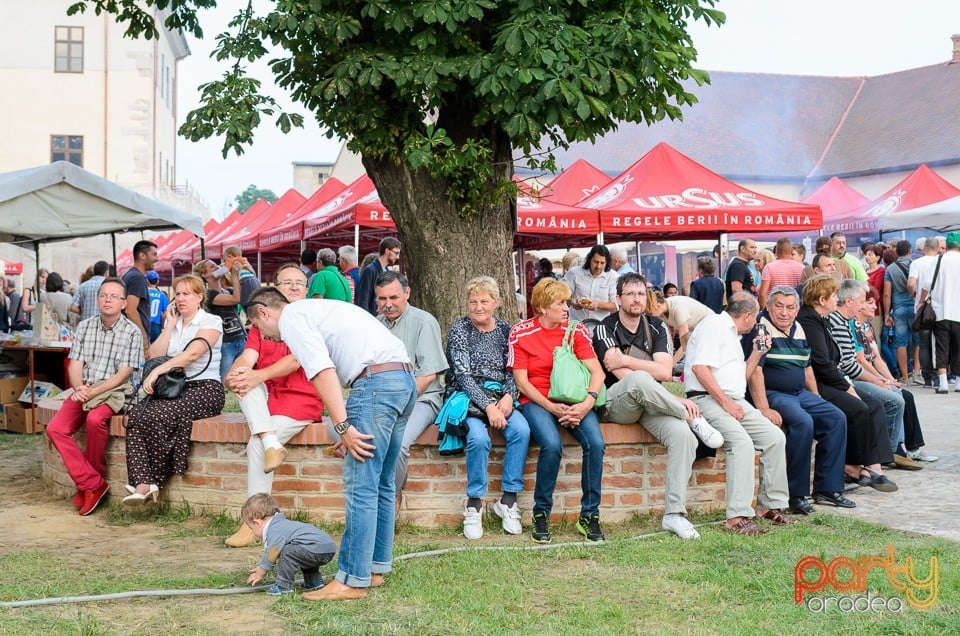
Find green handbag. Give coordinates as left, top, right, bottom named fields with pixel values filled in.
left=547, top=321, right=606, bottom=407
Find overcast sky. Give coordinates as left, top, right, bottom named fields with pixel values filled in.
left=174, top=0, right=960, bottom=219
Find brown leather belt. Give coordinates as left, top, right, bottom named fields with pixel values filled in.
left=351, top=361, right=413, bottom=387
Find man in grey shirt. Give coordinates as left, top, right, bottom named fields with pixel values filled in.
left=374, top=271, right=448, bottom=508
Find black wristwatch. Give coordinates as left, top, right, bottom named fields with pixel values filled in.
left=334, top=419, right=351, bottom=435
left=586, top=391, right=599, bottom=401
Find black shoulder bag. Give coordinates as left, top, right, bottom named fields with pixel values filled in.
left=911, top=255, right=942, bottom=332
left=141, top=337, right=213, bottom=399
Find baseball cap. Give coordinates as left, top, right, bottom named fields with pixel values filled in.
left=145, top=271, right=160, bottom=283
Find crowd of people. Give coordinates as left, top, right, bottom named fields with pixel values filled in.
left=32, top=228, right=957, bottom=599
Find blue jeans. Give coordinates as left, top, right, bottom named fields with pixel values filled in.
left=521, top=402, right=604, bottom=517
left=465, top=412, right=530, bottom=498
left=337, top=370, right=416, bottom=588
left=765, top=388, right=846, bottom=496
left=853, top=380, right=905, bottom=455
left=219, top=336, right=247, bottom=379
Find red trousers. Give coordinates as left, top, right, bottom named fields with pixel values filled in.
left=45, top=398, right=115, bottom=492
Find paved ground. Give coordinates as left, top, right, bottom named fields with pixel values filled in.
left=827, top=384, right=960, bottom=542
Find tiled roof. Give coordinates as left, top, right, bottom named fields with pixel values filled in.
left=813, top=62, right=960, bottom=177
left=537, top=61, right=960, bottom=183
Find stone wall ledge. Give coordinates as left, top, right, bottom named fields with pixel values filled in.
left=38, top=405, right=729, bottom=528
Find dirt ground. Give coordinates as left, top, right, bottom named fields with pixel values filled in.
left=0, top=436, right=288, bottom=635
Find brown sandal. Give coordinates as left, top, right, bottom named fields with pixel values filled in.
left=759, top=509, right=793, bottom=525
left=725, top=517, right=768, bottom=535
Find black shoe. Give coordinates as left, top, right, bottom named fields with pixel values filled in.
left=576, top=514, right=605, bottom=542
left=531, top=512, right=551, bottom=544
left=862, top=469, right=898, bottom=493
left=812, top=491, right=857, bottom=508
left=788, top=496, right=815, bottom=515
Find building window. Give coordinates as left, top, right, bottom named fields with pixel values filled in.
left=54, top=26, right=83, bottom=73
left=51, top=135, right=83, bottom=166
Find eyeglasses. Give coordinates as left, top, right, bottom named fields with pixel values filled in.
left=276, top=280, right=307, bottom=288
left=389, top=249, right=401, bottom=256
left=97, top=293, right=124, bottom=301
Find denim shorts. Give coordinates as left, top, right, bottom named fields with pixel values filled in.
left=891, top=304, right=918, bottom=348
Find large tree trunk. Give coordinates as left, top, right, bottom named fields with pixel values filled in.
left=362, top=137, right=519, bottom=334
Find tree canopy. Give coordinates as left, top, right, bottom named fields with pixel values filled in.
left=234, top=184, right=278, bottom=212
left=68, top=0, right=724, bottom=329
left=70, top=0, right=722, bottom=211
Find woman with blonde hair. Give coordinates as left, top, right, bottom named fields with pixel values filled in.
left=123, top=274, right=225, bottom=504
left=509, top=278, right=606, bottom=544
left=444, top=276, right=530, bottom=540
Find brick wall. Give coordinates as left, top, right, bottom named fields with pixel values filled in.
left=39, top=406, right=729, bottom=527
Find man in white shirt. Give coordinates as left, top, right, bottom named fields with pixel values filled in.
left=245, top=288, right=416, bottom=601
left=684, top=292, right=790, bottom=536
left=929, top=233, right=960, bottom=393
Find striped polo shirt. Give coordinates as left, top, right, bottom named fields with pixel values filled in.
left=757, top=314, right=810, bottom=393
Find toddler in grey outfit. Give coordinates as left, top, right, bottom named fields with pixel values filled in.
left=243, top=493, right=337, bottom=595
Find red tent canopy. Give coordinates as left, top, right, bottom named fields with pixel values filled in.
left=212, top=189, right=308, bottom=253
left=581, top=143, right=822, bottom=239
left=302, top=175, right=380, bottom=240
left=540, top=159, right=611, bottom=205
left=516, top=195, right=600, bottom=249
left=801, top=177, right=870, bottom=218
left=257, top=177, right=348, bottom=252
left=200, top=199, right=274, bottom=260
left=825, top=164, right=960, bottom=235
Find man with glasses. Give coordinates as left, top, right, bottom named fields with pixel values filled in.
left=243, top=284, right=416, bottom=601
left=592, top=273, right=723, bottom=540
left=46, top=278, right=143, bottom=516
left=222, top=264, right=324, bottom=547
left=355, top=237, right=401, bottom=316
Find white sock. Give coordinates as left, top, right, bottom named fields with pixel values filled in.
left=939, top=373, right=949, bottom=390
left=261, top=433, right=282, bottom=450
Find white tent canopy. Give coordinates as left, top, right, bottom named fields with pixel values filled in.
left=0, top=161, right=204, bottom=244
left=879, top=196, right=960, bottom=233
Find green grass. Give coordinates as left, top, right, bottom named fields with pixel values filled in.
left=1, top=511, right=957, bottom=635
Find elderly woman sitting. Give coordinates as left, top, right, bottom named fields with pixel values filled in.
left=123, top=274, right=225, bottom=504
left=509, top=278, right=606, bottom=544
left=795, top=275, right=896, bottom=493
left=443, top=276, right=530, bottom=540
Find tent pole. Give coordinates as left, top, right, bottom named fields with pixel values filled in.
left=354, top=224, right=360, bottom=255
left=200, top=237, right=206, bottom=260
left=257, top=252, right=262, bottom=281
left=111, top=233, right=117, bottom=273
left=517, top=246, right=526, bottom=318
left=597, top=231, right=604, bottom=245
left=33, top=241, right=40, bottom=293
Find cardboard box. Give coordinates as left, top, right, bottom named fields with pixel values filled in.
left=17, top=381, right=61, bottom=405
left=0, top=375, right=29, bottom=404
left=4, top=403, right=39, bottom=434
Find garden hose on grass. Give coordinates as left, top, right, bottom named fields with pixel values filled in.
left=0, top=521, right=724, bottom=609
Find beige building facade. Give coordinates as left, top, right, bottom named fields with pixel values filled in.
left=0, top=0, right=203, bottom=285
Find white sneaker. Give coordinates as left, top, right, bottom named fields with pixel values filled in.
left=463, top=506, right=483, bottom=540
left=689, top=416, right=723, bottom=449
left=662, top=513, right=701, bottom=540
left=492, top=499, right=523, bottom=535
left=907, top=449, right=939, bottom=462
